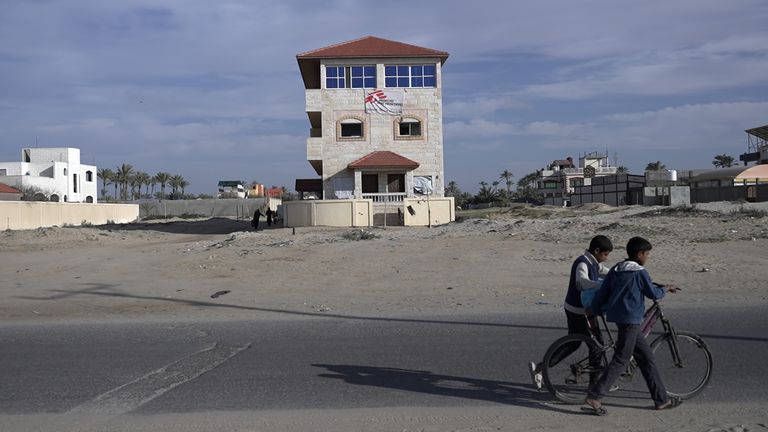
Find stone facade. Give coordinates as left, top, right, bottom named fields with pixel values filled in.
left=303, top=58, right=446, bottom=200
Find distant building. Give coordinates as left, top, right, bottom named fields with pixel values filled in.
left=0, top=148, right=97, bottom=203
left=0, top=183, right=22, bottom=201
left=217, top=181, right=245, bottom=199
left=739, top=124, right=768, bottom=166
left=246, top=183, right=265, bottom=198
left=689, top=165, right=768, bottom=203
left=296, top=36, right=449, bottom=203
left=536, top=152, right=618, bottom=206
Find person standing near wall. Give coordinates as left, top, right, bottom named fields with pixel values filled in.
left=266, top=208, right=273, bottom=227
left=252, top=208, right=262, bottom=231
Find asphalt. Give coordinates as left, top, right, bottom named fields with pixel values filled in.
left=1, top=304, right=767, bottom=415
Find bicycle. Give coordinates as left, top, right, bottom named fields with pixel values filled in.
left=541, top=297, right=713, bottom=404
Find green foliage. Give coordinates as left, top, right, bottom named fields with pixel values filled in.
left=712, top=154, right=735, bottom=168
left=645, top=161, right=666, bottom=171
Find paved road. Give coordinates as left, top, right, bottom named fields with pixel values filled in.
left=2, top=304, right=767, bottom=430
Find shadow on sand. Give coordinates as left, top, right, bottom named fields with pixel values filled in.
left=95, top=217, right=276, bottom=235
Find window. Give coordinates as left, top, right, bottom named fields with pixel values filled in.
left=326, top=66, right=345, bottom=89
left=326, top=65, right=376, bottom=88
left=85, top=170, right=93, bottom=182
left=570, top=178, right=584, bottom=187
left=73, top=174, right=78, bottom=192
left=385, top=64, right=436, bottom=88
left=398, top=118, right=422, bottom=137
left=0, top=169, right=6, bottom=176
left=351, top=66, right=376, bottom=88
left=543, top=181, right=559, bottom=189
left=339, top=118, right=364, bottom=138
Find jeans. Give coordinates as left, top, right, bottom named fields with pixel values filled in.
left=588, top=323, right=668, bottom=406
left=546, top=310, right=604, bottom=383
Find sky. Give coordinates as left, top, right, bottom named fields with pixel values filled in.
left=1, top=0, right=767, bottom=195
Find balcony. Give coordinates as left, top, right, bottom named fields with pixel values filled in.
left=362, top=193, right=406, bottom=203
left=307, top=137, right=322, bottom=160
left=305, top=89, right=322, bottom=112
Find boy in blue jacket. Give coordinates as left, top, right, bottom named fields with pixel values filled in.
left=584, top=236, right=680, bottom=415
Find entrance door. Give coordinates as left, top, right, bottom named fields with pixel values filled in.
left=362, top=174, right=378, bottom=194
left=387, top=174, right=405, bottom=193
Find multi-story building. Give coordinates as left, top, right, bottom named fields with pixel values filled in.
left=537, top=152, right=618, bottom=206
left=0, top=147, right=97, bottom=203
left=296, top=36, right=449, bottom=204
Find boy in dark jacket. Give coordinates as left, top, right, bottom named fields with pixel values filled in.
left=528, top=235, right=613, bottom=390
left=583, top=236, right=680, bottom=415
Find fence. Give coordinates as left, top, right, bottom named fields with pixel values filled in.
left=136, top=198, right=280, bottom=219
left=0, top=202, right=139, bottom=230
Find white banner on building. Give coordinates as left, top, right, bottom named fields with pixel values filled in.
left=413, top=176, right=434, bottom=195
left=364, top=89, right=404, bottom=115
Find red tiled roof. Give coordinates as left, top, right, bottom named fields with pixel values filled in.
left=348, top=151, right=420, bottom=170
left=297, top=36, right=449, bottom=63
left=0, top=183, right=22, bottom=194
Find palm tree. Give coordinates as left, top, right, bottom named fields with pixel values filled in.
left=645, top=161, right=666, bottom=171
left=149, top=176, right=157, bottom=197
left=133, top=171, right=150, bottom=199
left=179, top=178, right=189, bottom=199
left=154, top=172, right=171, bottom=199
left=712, top=154, right=735, bottom=168
left=97, top=168, right=114, bottom=200
left=499, top=170, right=514, bottom=204
left=169, top=174, right=184, bottom=199
left=445, top=180, right=461, bottom=197
left=476, top=181, right=499, bottom=204
left=115, top=163, right=134, bottom=200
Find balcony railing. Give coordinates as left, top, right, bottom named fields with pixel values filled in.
left=362, top=192, right=406, bottom=203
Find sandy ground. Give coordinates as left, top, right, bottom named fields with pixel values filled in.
left=2, top=201, right=768, bottom=431
left=2, top=202, right=767, bottom=323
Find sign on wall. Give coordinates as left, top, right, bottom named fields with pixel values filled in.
left=364, top=89, right=404, bottom=115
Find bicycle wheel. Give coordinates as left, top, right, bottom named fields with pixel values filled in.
left=651, top=330, right=712, bottom=399
left=542, top=334, right=607, bottom=404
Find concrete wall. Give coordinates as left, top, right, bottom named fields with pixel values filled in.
left=0, top=202, right=138, bottom=230
left=281, top=199, right=373, bottom=227
left=692, top=184, right=768, bottom=203
left=403, top=197, right=455, bottom=226
left=137, top=198, right=281, bottom=219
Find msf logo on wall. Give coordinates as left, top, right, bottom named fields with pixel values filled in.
left=364, top=89, right=403, bottom=115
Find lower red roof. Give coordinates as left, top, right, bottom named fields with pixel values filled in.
left=348, top=151, right=420, bottom=170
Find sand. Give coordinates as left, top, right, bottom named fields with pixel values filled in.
left=2, top=202, right=767, bottom=323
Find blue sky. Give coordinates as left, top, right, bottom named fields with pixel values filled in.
left=1, top=0, right=767, bottom=195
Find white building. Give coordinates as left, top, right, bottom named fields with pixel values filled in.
left=0, top=148, right=97, bottom=203
left=296, top=36, right=449, bottom=203
left=537, top=152, right=618, bottom=206
left=217, top=180, right=246, bottom=199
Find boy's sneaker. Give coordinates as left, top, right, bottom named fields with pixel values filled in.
left=528, top=361, right=543, bottom=390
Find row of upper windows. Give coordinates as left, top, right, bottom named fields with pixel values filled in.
left=325, top=65, right=437, bottom=89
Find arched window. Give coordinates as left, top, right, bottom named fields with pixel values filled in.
left=338, top=118, right=364, bottom=139
left=85, top=196, right=94, bottom=203
left=85, top=170, right=93, bottom=182
left=395, top=116, right=423, bottom=140
left=50, top=194, right=60, bottom=202
left=398, top=118, right=421, bottom=137
left=63, top=168, right=67, bottom=176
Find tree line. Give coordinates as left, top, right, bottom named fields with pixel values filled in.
left=97, top=164, right=190, bottom=201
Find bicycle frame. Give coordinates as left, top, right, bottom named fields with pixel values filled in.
left=585, top=300, right=685, bottom=370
